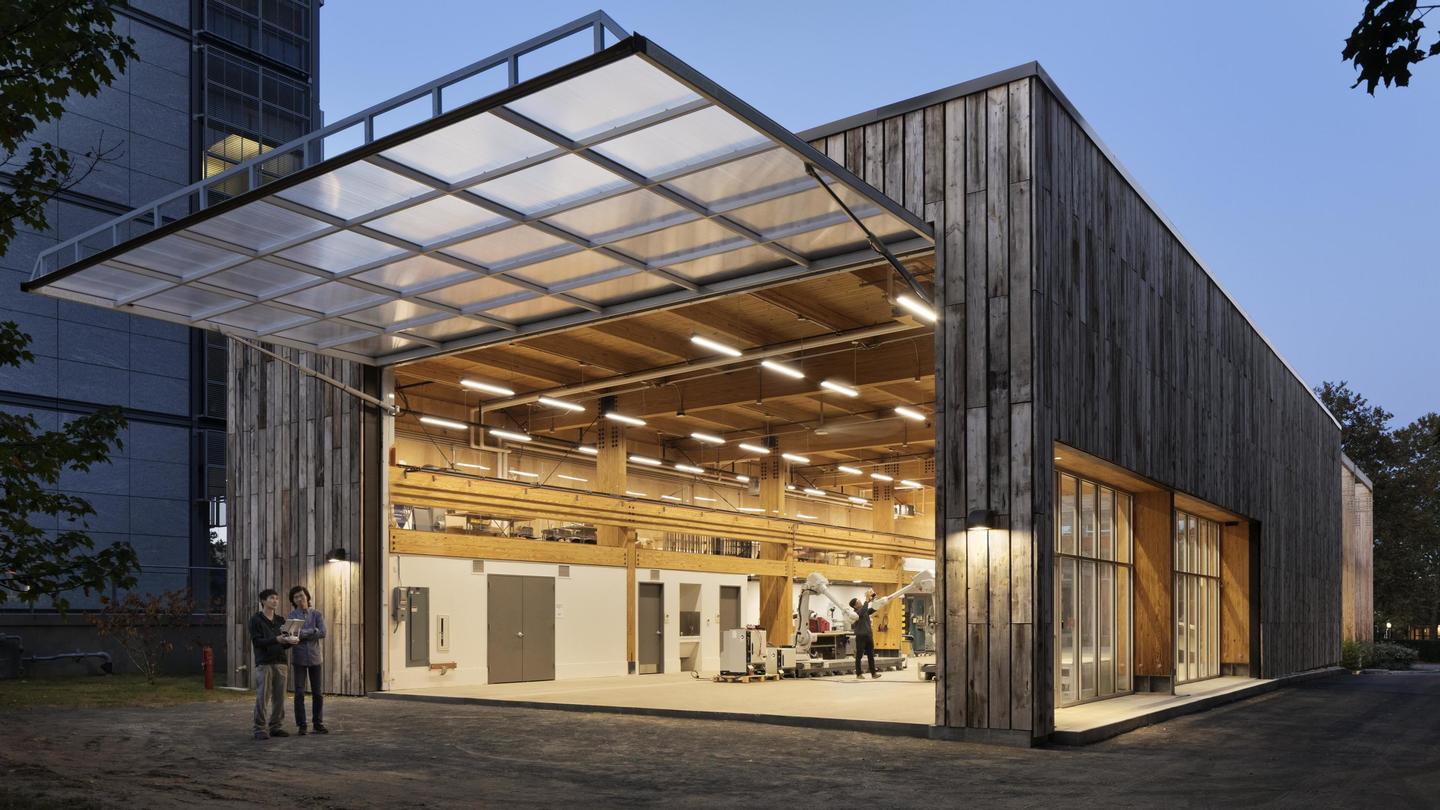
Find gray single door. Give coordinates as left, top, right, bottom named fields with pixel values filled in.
left=487, top=575, right=524, bottom=684
left=720, top=586, right=741, bottom=632
left=520, top=575, right=555, bottom=681
left=638, top=582, right=664, bottom=674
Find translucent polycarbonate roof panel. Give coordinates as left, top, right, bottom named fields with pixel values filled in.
left=25, top=34, right=932, bottom=364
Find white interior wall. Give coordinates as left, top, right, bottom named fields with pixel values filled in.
left=639, top=568, right=750, bottom=675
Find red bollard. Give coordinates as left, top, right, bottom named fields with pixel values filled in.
left=201, top=644, right=214, bottom=690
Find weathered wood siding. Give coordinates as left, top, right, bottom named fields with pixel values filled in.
left=1030, top=81, right=1343, bottom=680
left=227, top=342, right=367, bottom=696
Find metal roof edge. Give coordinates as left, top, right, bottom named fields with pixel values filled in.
left=1341, top=453, right=1375, bottom=491
left=801, top=60, right=1341, bottom=431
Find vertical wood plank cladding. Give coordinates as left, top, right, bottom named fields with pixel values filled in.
left=904, top=110, right=925, bottom=215
left=938, top=97, right=968, bottom=729
left=227, top=343, right=367, bottom=695
left=1032, top=81, right=1343, bottom=680
left=1221, top=521, right=1251, bottom=666
left=1133, top=489, right=1174, bottom=677
left=1340, top=467, right=1375, bottom=643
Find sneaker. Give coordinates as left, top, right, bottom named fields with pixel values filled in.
left=269, top=728, right=290, bottom=737
left=855, top=673, right=864, bottom=679
left=871, top=672, right=882, bottom=679
left=313, top=723, right=330, bottom=734
left=297, top=726, right=308, bottom=736
left=253, top=731, right=269, bottom=741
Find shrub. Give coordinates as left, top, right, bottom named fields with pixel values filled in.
left=88, top=589, right=195, bottom=683
left=1394, top=639, right=1440, bottom=662
left=1342, top=640, right=1418, bottom=671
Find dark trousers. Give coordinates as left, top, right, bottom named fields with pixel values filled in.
left=854, top=634, right=876, bottom=675
left=292, top=664, right=323, bottom=727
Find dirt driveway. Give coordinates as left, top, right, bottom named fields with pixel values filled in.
left=3, top=670, right=1438, bottom=808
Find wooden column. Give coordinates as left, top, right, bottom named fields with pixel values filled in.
left=1220, top=521, right=1251, bottom=675
left=757, top=451, right=792, bottom=645
left=594, top=415, right=627, bottom=548
left=871, top=463, right=904, bottom=651
left=1132, top=489, right=1174, bottom=691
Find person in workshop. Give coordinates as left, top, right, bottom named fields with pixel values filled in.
left=848, top=595, right=881, bottom=680
left=288, top=585, right=329, bottom=735
left=249, top=588, right=297, bottom=740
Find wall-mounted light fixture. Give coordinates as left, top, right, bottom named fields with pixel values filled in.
left=325, top=548, right=347, bottom=564
left=967, top=508, right=995, bottom=531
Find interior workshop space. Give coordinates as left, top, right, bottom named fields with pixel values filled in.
left=21, top=12, right=1375, bottom=745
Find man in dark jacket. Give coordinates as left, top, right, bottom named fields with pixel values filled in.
left=249, top=588, right=297, bottom=740
left=849, top=597, right=882, bottom=679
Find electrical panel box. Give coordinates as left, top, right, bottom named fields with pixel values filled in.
left=391, top=586, right=409, bottom=622
left=405, top=586, right=429, bottom=668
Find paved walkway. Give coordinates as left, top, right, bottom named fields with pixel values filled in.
left=2, top=670, right=1438, bottom=807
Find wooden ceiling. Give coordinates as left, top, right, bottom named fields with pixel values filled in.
left=395, top=258, right=936, bottom=481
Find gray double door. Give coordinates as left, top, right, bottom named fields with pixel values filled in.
left=487, top=575, right=555, bottom=684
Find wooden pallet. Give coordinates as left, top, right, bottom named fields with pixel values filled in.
left=712, top=672, right=782, bottom=684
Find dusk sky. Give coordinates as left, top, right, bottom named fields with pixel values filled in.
left=321, top=1, right=1438, bottom=426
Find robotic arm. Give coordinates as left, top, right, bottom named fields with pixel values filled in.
left=793, top=569, right=935, bottom=654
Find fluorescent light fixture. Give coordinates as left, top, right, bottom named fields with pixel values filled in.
left=460, top=379, right=515, bottom=396
left=690, top=334, right=742, bottom=357
left=577, top=446, right=599, bottom=456
left=803, top=488, right=826, bottom=497
left=796, top=513, right=818, bottom=520
left=837, top=465, right=863, bottom=475
left=848, top=496, right=868, bottom=505
left=674, top=464, right=705, bottom=474
left=538, top=396, right=584, bottom=412
left=690, top=431, right=724, bottom=445
left=488, top=428, right=532, bottom=443
left=419, top=415, right=468, bottom=431
left=625, top=490, right=648, bottom=498
left=511, top=470, right=540, bottom=478
left=819, top=380, right=859, bottom=397
left=629, top=455, right=662, bottom=466
left=895, top=406, right=926, bottom=422
left=694, top=496, right=717, bottom=502
left=870, top=472, right=894, bottom=482
left=660, top=494, right=683, bottom=502
left=781, top=452, right=811, bottom=464
left=896, top=294, right=938, bottom=323
left=760, top=359, right=804, bottom=379
left=454, top=462, right=490, bottom=471
left=786, top=484, right=798, bottom=491
left=735, top=475, right=750, bottom=483
left=557, top=474, right=588, bottom=482
left=738, top=443, right=770, bottom=455
left=899, top=480, right=923, bottom=488
left=737, top=506, right=766, bottom=513
left=605, top=412, right=646, bottom=427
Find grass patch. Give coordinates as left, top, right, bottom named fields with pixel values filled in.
left=0, top=675, right=249, bottom=710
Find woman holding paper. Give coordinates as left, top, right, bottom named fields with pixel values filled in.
left=287, top=585, right=329, bottom=734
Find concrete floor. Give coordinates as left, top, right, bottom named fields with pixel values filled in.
left=388, top=662, right=1271, bottom=739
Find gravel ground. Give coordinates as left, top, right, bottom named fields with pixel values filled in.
left=2, top=670, right=1438, bottom=808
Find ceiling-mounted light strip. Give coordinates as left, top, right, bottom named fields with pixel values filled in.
left=819, top=380, right=859, bottom=397
left=454, top=462, right=490, bottom=471
left=605, top=412, right=646, bottom=427
left=511, top=470, right=540, bottom=478
left=735, top=475, right=751, bottom=483
left=738, top=443, right=770, bottom=455
left=896, top=294, right=938, bottom=323
left=694, top=496, right=717, bottom=503
left=488, top=428, right=532, bottom=443
left=577, top=445, right=599, bottom=456
left=803, top=487, right=826, bottom=497
left=737, top=506, right=766, bottom=513
left=796, top=513, right=818, bottom=520
left=781, top=452, right=811, bottom=464
left=419, top=415, right=469, bottom=431
left=870, top=472, right=894, bottom=482
left=460, top=379, right=515, bottom=396
left=625, top=490, right=648, bottom=498
left=690, top=335, right=743, bottom=357
left=894, top=406, right=926, bottom=422
left=837, top=465, right=863, bottom=475
left=674, top=464, right=705, bottom=474
left=538, top=396, right=584, bottom=412
left=786, top=484, right=798, bottom=491
left=760, top=359, right=804, bottom=379
left=899, top=479, right=923, bottom=488
left=690, top=431, right=724, bottom=445
left=848, top=496, right=869, bottom=505
left=628, top=455, right=662, bottom=466
left=557, top=474, right=588, bottom=482
left=660, top=494, right=683, bottom=502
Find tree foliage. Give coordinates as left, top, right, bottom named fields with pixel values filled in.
left=1318, top=381, right=1440, bottom=631
left=0, top=0, right=137, bottom=256
left=0, top=321, right=138, bottom=609
left=88, top=589, right=196, bottom=683
left=1343, top=0, right=1440, bottom=92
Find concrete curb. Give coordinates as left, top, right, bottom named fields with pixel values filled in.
left=1048, top=666, right=1345, bottom=746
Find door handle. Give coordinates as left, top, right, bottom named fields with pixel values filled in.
left=655, top=630, right=662, bottom=635
left=517, top=631, right=524, bottom=638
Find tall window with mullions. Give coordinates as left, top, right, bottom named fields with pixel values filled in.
left=1174, top=511, right=1221, bottom=683
left=1055, top=471, right=1134, bottom=706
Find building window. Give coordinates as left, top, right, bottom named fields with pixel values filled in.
left=1055, top=471, right=1133, bottom=706
left=200, top=48, right=310, bottom=194
left=1174, top=511, right=1221, bottom=684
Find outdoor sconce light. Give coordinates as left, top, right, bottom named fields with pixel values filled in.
left=967, top=509, right=994, bottom=531
left=325, top=548, right=348, bottom=564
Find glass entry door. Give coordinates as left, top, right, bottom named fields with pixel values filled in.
left=1055, top=471, right=1134, bottom=707
left=1174, top=511, right=1221, bottom=684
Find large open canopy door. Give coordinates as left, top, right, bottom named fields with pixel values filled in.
left=24, top=24, right=932, bottom=366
